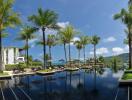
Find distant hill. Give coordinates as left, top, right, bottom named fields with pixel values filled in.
left=105, top=53, right=128, bottom=63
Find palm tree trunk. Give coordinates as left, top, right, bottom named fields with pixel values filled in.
left=42, top=27, right=46, bottom=69
left=69, top=43, right=71, bottom=67
left=64, top=43, right=67, bottom=63
left=25, top=47, right=26, bottom=60
left=83, top=47, right=85, bottom=64
left=49, top=46, right=52, bottom=66
left=128, top=27, right=132, bottom=69
left=78, top=49, right=80, bottom=67
left=0, top=30, right=3, bottom=71
left=94, top=45, right=96, bottom=65
left=26, top=39, right=29, bottom=68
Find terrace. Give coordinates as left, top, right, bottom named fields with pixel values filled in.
left=0, top=0, right=132, bottom=100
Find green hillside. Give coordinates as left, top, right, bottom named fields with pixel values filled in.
left=104, top=53, right=128, bottom=68
left=105, top=53, right=128, bottom=63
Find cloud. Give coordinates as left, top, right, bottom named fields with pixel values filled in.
left=103, top=36, right=116, bottom=42
left=124, top=45, right=129, bottom=52
left=72, top=37, right=80, bottom=41
left=70, top=37, right=80, bottom=45
left=89, top=47, right=109, bottom=55
left=112, top=45, right=129, bottom=55
left=29, top=39, right=37, bottom=44
left=112, top=47, right=124, bottom=55
left=57, top=22, right=70, bottom=28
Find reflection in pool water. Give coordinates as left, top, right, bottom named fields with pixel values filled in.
left=0, top=68, right=129, bottom=100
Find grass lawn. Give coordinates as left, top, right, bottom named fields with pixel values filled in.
left=122, top=73, right=132, bottom=80
left=126, top=68, right=132, bottom=71
left=65, top=67, right=79, bottom=71
left=65, top=67, right=78, bottom=69
left=37, top=69, right=53, bottom=73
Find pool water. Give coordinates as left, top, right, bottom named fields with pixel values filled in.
left=0, top=68, right=130, bottom=100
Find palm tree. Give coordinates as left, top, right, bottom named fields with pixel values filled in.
left=91, top=35, right=100, bottom=65
left=58, top=25, right=77, bottom=67
left=98, top=56, right=104, bottom=63
left=0, top=0, right=21, bottom=71
left=74, top=40, right=83, bottom=67
left=91, top=35, right=100, bottom=91
left=114, top=5, right=132, bottom=69
left=16, top=26, right=36, bottom=68
left=57, top=30, right=68, bottom=63
left=80, top=36, right=90, bottom=64
left=46, top=34, right=56, bottom=66
left=28, top=8, right=58, bottom=69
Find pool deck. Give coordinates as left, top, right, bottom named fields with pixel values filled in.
left=0, top=71, right=36, bottom=80
left=0, top=75, right=12, bottom=80
left=36, top=71, right=56, bottom=75
left=12, top=72, right=36, bottom=77
left=64, top=68, right=79, bottom=71
left=119, top=79, right=132, bottom=86
left=0, top=67, right=80, bottom=79
left=119, top=70, right=132, bottom=87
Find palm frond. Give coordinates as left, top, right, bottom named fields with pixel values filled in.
left=91, top=35, right=100, bottom=45
left=0, top=0, right=21, bottom=31
left=28, top=8, right=58, bottom=29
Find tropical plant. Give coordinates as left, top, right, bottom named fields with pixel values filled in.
left=0, top=0, right=21, bottom=71
left=16, top=26, right=36, bottom=68
left=58, top=25, right=78, bottom=67
left=114, top=5, right=132, bottom=69
left=80, top=36, right=91, bottom=64
left=46, top=34, right=56, bottom=66
left=91, top=35, right=100, bottom=91
left=91, top=35, right=100, bottom=65
left=57, top=30, right=68, bottom=63
left=28, top=8, right=58, bottom=69
left=123, top=28, right=132, bottom=46
left=110, top=56, right=123, bottom=72
left=98, top=56, right=104, bottom=63
left=74, top=40, right=83, bottom=66
left=44, top=53, right=50, bottom=67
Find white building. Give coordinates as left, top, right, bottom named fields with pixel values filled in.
left=3, top=47, right=24, bottom=65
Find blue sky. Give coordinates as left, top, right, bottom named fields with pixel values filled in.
left=4, top=0, right=129, bottom=60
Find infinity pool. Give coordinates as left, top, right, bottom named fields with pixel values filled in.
left=0, top=68, right=130, bottom=100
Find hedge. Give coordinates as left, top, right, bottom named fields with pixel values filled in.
left=5, top=62, right=42, bottom=71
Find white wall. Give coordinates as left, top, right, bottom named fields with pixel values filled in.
left=8, top=48, right=14, bottom=64
left=3, top=47, right=22, bottom=65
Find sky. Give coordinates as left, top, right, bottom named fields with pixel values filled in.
left=4, top=0, right=129, bottom=60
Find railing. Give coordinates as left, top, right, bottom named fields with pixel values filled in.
left=9, top=87, right=19, bottom=100
left=0, top=88, right=5, bottom=100
left=115, top=87, right=131, bottom=100
left=17, top=86, right=32, bottom=100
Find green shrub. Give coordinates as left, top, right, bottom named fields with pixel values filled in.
left=31, top=61, right=42, bottom=66
left=5, top=64, right=18, bottom=71
left=5, top=63, right=27, bottom=71
left=5, top=61, right=42, bottom=71
left=17, top=63, right=27, bottom=71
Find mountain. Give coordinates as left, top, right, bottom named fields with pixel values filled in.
left=105, top=53, right=128, bottom=63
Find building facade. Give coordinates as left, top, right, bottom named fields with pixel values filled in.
left=3, top=47, right=24, bottom=65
